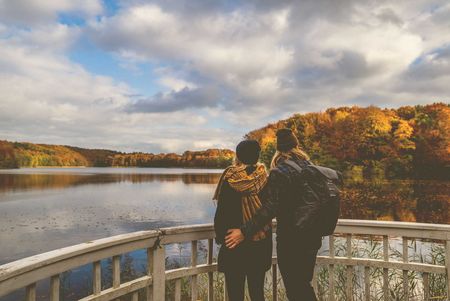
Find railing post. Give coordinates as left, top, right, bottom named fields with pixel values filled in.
left=346, top=234, right=353, bottom=301
left=402, top=237, right=409, bottom=301
left=146, top=248, right=153, bottom=301
left=93, top=261, right=101, bottom=295
left=329, top=235, right=335, bottom=301
left=191, top=240, right=198, bottom=301
left=446, top=241, right=450, bottom=301
left=113, top=255, right=121, bottom=289
left=423, top=272, right=430, bottom=301
left=26, top=283, right=36, bottom=301
left=50, top=275, right=60, bottom=301
left=175, top=279, right=182, bottom=301
left=131, top=291, right=139, bottom=301
left=151, top=246, right=166, bottom=301
left=383, top=235, right=389, bottom=301
left=207, top=238, right=214, bottom=301
left=364, top=266, right=370, bottom=301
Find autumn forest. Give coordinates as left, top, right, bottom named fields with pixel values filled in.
left=247, top=103, right=449, bottom=179
left=0, top=103, right=448, bottom=178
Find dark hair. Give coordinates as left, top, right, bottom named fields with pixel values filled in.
left=235, top=140, right=261, bottom=165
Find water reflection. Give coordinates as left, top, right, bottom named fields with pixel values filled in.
left=0, top=168, right=448, bottom=265
left=341, top=179, right=449, bottom=224
left=0, top=168, right=222, bottom=265
left=0, top=172, right=221, bottom=193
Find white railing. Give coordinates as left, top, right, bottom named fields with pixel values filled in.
left=0, top=220, right=449, bottom=301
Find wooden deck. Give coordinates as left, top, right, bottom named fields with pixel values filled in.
left=0, top=220, right=449, bottom=300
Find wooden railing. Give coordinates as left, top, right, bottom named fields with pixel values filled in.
left=0, top=220, right=449, bottom=300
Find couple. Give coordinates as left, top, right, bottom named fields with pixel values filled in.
left=213, top=128, right=322, bottom=301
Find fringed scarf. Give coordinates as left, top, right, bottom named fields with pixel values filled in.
left=213, top=163, right=271, bottom=241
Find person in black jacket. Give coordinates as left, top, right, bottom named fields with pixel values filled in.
left=213, top=140, right=272, bottom=301
left=225, top=129, right=322, bottom=301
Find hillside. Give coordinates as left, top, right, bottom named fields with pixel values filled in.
left=246, top=103, right=449, bottom=179
left=2, top=103, right=448, bottom=177
left=0, top=141, right=234, bottom=169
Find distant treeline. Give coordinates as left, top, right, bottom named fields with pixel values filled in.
left=0, top=141, right=234, bottom=169
left=246, top=103, right=449, bottom=179
left=1, top=103, right=448, bottom=177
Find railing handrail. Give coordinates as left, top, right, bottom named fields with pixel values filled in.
left=1, top=219, right=450, bottom=299
left=0, top=230, right=160, bottom=282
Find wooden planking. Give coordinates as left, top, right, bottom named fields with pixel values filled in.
left=1, top=220, right=449, bottom=281
left=79, top=275, right=152, bottom=301
left=50, top=274, right=60, bottom=301
left=159, top=224, right=215, bottom=244
left=335, top=220, right=450, bottom=240
left=113, top=255, right=121, bottom=288
left=146, top=286, right=152, bottom=301
left=446, top=241, right=450, bottom=301
left=0, top=231, right=160, bottom=282
left=328, top=235, right=335, bottom=301
left=131, top=291, right=138, bottom=301
left=166, top=264, right=217, bottom=281
left=146, top=247, right=153, bottom=301
left=191, top=240, right=198, bottom=301
left=151, top=247, right=166, bottom=301
left=423, top=272, right=430, bottom=301
left=175, top=279, right=182, bottom=301
left=364, top=266, right=370, bottom=301
left=402, top=237, right=409, bottom=301
left=316, top=257, right=446, bottom=274
left=346, top=234, right=353, bottom=301
left=2, top=220, right=450, bottom=299
left=207, top=238, right=214, bottom=301
left=26, top=283, right=36, bottom=301
left=93, top=261, right=101, bottom=295
left=0, top=237, right=159, bottom=296
left=383, top=235, right=389, bottom=301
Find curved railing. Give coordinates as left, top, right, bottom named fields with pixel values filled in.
left=0, top=220, right=449, bottom=301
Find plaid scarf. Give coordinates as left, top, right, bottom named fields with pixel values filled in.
left=213, top=163, right=271, bottom=241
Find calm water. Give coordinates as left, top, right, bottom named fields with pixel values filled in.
left=0, top=168, right=449, bottom=265
left=0, top=168, right=449, bottom=300
left=0, top=168, right=223, bottom=264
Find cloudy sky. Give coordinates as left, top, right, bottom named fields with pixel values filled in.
left=0, top=0, right=449, bottom=153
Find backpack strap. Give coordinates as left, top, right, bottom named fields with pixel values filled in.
left=283, top=159, right=303, bottom=174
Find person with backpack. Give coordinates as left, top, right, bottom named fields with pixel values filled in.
left=225, top=128, right=341, bottom=301
left=213, top=140, right=272, bottom=301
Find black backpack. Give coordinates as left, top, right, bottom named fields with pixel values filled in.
left=283, top=160, right=342, bottom=236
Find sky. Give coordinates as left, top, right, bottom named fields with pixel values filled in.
left=0, top=0, right=449, bottom=153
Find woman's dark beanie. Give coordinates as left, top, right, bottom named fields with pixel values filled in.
left=236, top=140, right=261, bottom=165
left=276, top=128, right=299, bottom=152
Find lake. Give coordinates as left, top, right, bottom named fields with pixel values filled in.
left=0, top=168, right=448, bottom=300
left=0, top=168, right=449, bottom=264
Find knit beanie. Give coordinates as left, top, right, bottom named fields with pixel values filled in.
left=236, top=140, right=261, bottom=165
left=276, top=128, right=299, bottom=152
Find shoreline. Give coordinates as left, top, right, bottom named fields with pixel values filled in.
left=0, top=165, right=226, bottom=170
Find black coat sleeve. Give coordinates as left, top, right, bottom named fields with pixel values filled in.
left=214, top=187, right=227, bottom=245
left=214, top=180, right=240, bottom=244
left=240, top=169, right=286, bottom=238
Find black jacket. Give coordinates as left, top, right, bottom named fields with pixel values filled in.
left=214, top=167, right=272, bottom=273
left=240, top=158, right=322, bottom=248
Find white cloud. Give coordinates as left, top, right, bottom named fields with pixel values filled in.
left=0, top=0, right=449, bottom=153
left=0, top=0, right=103, bottom=25
left=158, top=76, right=197, bottom=91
